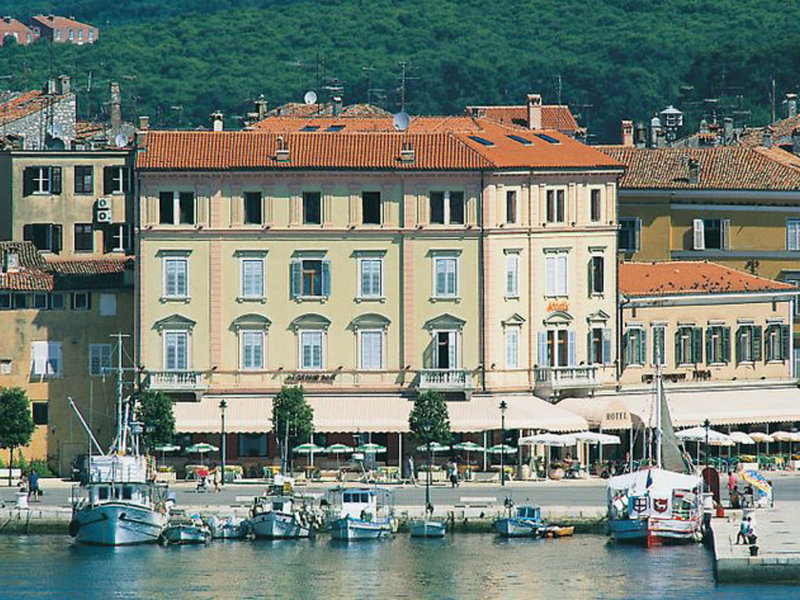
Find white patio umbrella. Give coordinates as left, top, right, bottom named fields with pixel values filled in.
left=729, top=432, right=756, bottom=445
left=572, top=432, right=621, bottom=445
left=748, top=432, right=775, bottom=466
left=415, top=442, right=451, bottom=453
left=676, top=426, right=734, bottom=446
left=520, top=433, right=578, bottom=477
left=769, top=431, right=800, bottom=462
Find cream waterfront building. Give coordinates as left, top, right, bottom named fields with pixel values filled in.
left=134, top=114, right=621, bottom=468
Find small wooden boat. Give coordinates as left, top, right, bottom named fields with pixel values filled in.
left=160, top=513, right=211, bottom=545
left=495, top=505, right=543, bottom=538
left=542, top=525, right=575, bottom=538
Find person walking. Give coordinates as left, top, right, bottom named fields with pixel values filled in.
left=212, top=466, right=222, bottom=492
left=28, top=469, right=40, bottom=502
left=406, top=456, right=416, bottom=486
left=449, top=459, right=460, bottom=488
left=736, top=516, right=751, bottom=545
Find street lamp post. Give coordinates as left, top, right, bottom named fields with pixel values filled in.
left=422, top=419, right=432, bottom=514
left=219, top=399, right=227, bottom=487
left=500, top=400, right=507, bottom=487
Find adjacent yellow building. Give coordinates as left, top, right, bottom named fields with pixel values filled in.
left=135, top=117, right=622, bottom=464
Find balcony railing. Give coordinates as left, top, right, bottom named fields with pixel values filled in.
left=144, top=370, right=207, bottom=392
left=418, top=369, right=475, bottom=391
left=533, top=365, right=599, bottom=397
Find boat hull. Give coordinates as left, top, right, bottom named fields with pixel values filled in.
left=160, top=525, right=211, bottom=545
left=251, top=512, right=311, bottom=539
left=330, top=517, right=393, bottom=541
left=609, top=517, right=700, bottom=546
left=408, top=519, right=447, bottom=538
left=494, top=518, right=540, bottom=538
left=70, top=503, right=166, bottom=546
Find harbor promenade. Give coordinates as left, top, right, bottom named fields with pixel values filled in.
left=713, top=501, right=800, bottom=583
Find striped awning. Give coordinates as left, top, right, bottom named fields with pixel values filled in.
left=558, top=385, right=800, bottom=429
left=173, top=393, right=587, bottom=434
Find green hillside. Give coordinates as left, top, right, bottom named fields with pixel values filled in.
left=1, top=0, right=799, bottom=142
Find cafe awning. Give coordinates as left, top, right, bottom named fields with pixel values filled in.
left=558, top=385, right=800, bottom=429
left=173, top=393, right=587, bottom=434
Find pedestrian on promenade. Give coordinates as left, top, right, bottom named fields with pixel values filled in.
left=212, top=467, right=222, bottom=492
left=406, top=456, right=416, bottom=486
left=18, top=471, right=28, bottom=494
left=449, top=460, right=459, bottom=488
left=28, top=469, right=40, bottom=502
left=727, top=471, right=737, bottom=496
left=736, top=516, right=751, bottom=544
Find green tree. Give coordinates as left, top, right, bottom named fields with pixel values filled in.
left=408, top=390, right=451, bottom=446
left=137, top=391, right=175, bottom=452
left=271, top=386, right=314, bottom=474
left=0, top=388, right=35, bottom=486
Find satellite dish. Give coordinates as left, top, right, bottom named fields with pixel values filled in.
left=392, top=111, right=410, bottom=132
left=304, top=90, right=318, bottom=105
left=50, top=123, right=64, bottom=137
left=114, top=133, right=129, bottom=148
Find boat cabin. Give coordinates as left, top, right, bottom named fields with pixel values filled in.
left=328, top=487, right=393, bottom=521
left=89, top=482, right=152, bottom=505
left=516, top=506, right=541, bottom=521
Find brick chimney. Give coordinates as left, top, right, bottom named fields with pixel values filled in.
left=58, top=75, right=70, bottom=95
left=687, top=158, right=700, bottom=184
left=787, top=93, right=798, bottom=119
left=762, top=126, right=773, bottom=149
left=138, top=115, right=150, bottom=131
left=526, top=93, right=542, bottom=130
left=332, top=95, right=343, bottom=117
left=109, top=81, right=121, bottom=135
left=621, top=120, right=634, bottom=147
left=211, top=110, right=224, bottom=132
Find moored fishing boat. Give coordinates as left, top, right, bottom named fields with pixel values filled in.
left=160, top=513, right=212, bottom=545
left=494, top=504, right=543, bottom=538
left=250, top=477, right=321, bottom=539
left=408, top=518, right=447, bottom=538
left=205, top=515, right=250, bottom=540
left=327, top=487, right=395, bottom=541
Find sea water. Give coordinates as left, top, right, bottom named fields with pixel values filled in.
left=0, top=534, right=788, bottom=599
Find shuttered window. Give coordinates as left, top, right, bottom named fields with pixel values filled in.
left=31, top=341, right=62, bottom=376
left=624, top=328, right=646, bottom=367
left=736, top=325, right=762, bottom=363
left=164, top=331, right=188, bottom=370
left=240, top=258, right=265, bottom=299
left=300, top=331, right=324, bottom=370
left=434, top=257, right=458, bottom=298
left=505, top=254, right=519, bottom=297
left=291, top=259, right=330, bottom=298
left=163, top=258, right=188, bottom=298
left=706, top=326, right=731, bottom=364
left=545, top=255, right=568, bottom=297
left=241, top=331, right=264, bottom=370
left=359, top=330, right=383, bottom=370
left=89, top=344, right=112, bottom=376
left=505, top=328, right=520, bottom=369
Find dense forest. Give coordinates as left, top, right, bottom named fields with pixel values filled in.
left=1, top=0, right=799, bottom=142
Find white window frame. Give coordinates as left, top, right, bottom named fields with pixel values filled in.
left=239, top=256, right=265, bottom=300
left=163, top=330, right=189, bottom=371
left=788, top=219, right=800, bottom=251
left=429, top=190, right=465, bottom=225
left=505, top=252, right=520, bottom=298
left=625, top=327, right=646, bottom=367
left=358, top=329, right=384, bottom=370
left=432, top=330, right=459, bottom=369
left=618, top=217, right=641, bottom=252
left=162, top=256, right=189, bottom=299
left=159, top=191, right=195, bottom=226
left=358, top=257, right=384, bottom=300
left=72, top=292, right=90, bottom=311
left=299, top=329, right=324, bottom=370
left=89, top=343, right=112, bottom=376
left=432, top=255, right=459, bottom=299
left=545, top=186, right=566, bottom=223
left=544, top=252, right=568, bottom=297
left=107, top=224, right=128, bottom=252
left=240, top=329, right=265, bottom=370
left=109, top=166, right=126, bottom=194
left=31, top=341, right=62, bottom=377
left=32, top=166, right=51, bottom=194
left=505, top=327, right=520, bottom=369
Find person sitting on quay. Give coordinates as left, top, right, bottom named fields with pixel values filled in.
left=729, top=486, right=741, bottom=509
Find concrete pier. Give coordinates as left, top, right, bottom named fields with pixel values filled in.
left=713, top=502, right=800, bottom=583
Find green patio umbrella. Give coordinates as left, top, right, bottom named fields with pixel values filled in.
left=325, top=443, right=354, bottom=469
left=186, top=442, right=219, bottom=465
left=293, top=443, right=326, bottom=467
left=415, top=442, right=451, bottom=453
left=153, top=443, right=181, bottom=463
left=356, top=443, right=387, bottom=454
left=453, top=441, right=485, bottom=469
left=487, top=444, right=517, bottom=454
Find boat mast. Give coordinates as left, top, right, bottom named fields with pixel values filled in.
left=654, top=346, right=663, bottom=469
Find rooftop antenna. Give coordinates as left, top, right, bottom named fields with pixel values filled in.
left=397, top=62, right=418, bottom=112
left=556, top=73, right=562, bottom=105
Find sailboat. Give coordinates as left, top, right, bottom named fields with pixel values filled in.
left=606, top=359, right=703, bottom=546
left=69, top=334, right=169, bottom=546
left=408, top=441, right=447, bottom=538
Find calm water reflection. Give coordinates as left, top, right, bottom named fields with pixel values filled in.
left=0, top=534, right=786, bottom=599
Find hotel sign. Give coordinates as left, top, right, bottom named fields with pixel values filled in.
left=547, top=300, right=569, bottom=312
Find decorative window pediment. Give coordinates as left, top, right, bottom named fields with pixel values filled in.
left=424, top=313, right=466, bottom=331
left=543, top=310, right=573, bottom=326
left=154, top=313, right=196, bottom=331
left=291, top=313, right=332, bottom=331
left=587, top=309, right=610, bottom=323
left=351, top=313, right=391, bottom=330
left=502, top=313, right=526, bottom=327
left=232, top=313, right=271, bottom=331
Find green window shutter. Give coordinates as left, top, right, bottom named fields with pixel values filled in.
left=722, top=327, right=731, bottom=363
left=674, top=330, right=681, bottom=365
left=705, top=328, right=712, bottom=364
left=623, top=330, right=630, bottom=366
left=753, top=326, right=763, bottom=362
left=735, top=327, right=743, bottom=363
left=692, top=327, right=703, bottom=363
left=290, top=260, right=302, bottom=298
left=586, top=331, right=594, bottom=364
left=50, top=166, right=62, bottom=194
left=638, top=328, right=647, bottom=366
left=603, top=328, right=611, bottom=364
left=782, top=324, right=791, bottom=360
left=321, top=260, right=331, bottom=297
left=23, top=167, right=35, bottom=196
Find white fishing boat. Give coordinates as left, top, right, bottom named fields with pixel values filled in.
left=205, top=515, right=250, bottom=540
left=69, top=334, right=168, bottom=546
left=408, top=438, right=447, bottom=538
left=250, top=477, right=320, bottom=539
left=327, top=487, right=395, bottom=541
left=606, top=358, right=703, bottom=546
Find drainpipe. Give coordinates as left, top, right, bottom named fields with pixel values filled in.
left=617, top=291, right=629, bottom=388
left=527, top=175, right=534, bottom=392
left=478, top=171, right=487, bottom=392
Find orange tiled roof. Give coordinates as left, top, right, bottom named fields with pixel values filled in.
left=0, top=18, right=33, bottom=44
left=139, top=120, right=621, bottom=172
left=620, top=261, right=797, bottom=297
left=31, top=15, right=95, bottom=30
left=0, top=90, right=61, bottom=127
left=596, top=146, right=800, bottom=191
left=739, top=116, right=800, bottom=148
left=48, top=258, right=129, bottom=275
left=253, top=115, right=486, bottom=134
left=466, top=105, right=580, bottom=133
